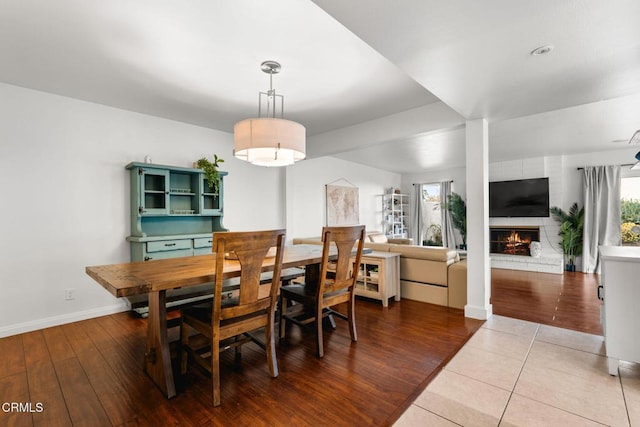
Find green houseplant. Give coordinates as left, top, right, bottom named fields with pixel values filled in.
left=550, top=202, right=584, bottom=272
left=444, top=192, right=467, bottom=250
left=195, top=154, right=224, bottom=193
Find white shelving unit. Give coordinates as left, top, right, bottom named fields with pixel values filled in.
left=382, top=193, right=409, bottom=238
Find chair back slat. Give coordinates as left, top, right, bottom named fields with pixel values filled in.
left=318, top=225, right=365, bottom=297
left=213, top=230, right=286, bottom=322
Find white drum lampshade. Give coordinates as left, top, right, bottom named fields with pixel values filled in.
left=233, top=60, right=306, bottom=167
left=234, top=117, right=305, bottom=167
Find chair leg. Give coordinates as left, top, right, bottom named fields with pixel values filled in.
left=279, top=295, right=288, bottom=341
left=234, top=335, right=242, bottom=362
left=316, top=305, right=324, bottom=358
left=212, top=337, right=221, bottom=407
left=265, top=316, right=279, bottom=377
left=348, top=297, right=358, bottom=342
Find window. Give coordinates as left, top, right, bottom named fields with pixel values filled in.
left=421, top=183, right=442, bottom=246
left=621, top=176, right=640, bottom=246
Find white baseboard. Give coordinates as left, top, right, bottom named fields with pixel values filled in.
left=464, top=303, right=493, bottom=320
left=0, top=302, right=131, bottom=338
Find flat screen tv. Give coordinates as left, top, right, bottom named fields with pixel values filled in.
left=489, top=178, right=549, bottom=217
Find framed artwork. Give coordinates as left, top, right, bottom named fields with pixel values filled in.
left=326, top=183, right=359, bottom=226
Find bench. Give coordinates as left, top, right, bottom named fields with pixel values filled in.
left=127, top=267, right=306, bottom=318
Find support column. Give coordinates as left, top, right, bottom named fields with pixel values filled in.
left=464, top=119, right=492, bottom=320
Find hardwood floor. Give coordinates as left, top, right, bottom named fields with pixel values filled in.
left=0, top=299, right=482, bottom=427
left=0, top=269, right=601, bottom=426
left=491, top=268, right=602, bottom=335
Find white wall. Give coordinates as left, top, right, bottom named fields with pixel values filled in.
left=488, top=151, right=638, bottom=257
left=488, top=156, right=563, bottom=255
left=563, top=149, right=640, bottom=204
left=286, top=157, right=401, bottom=239
left=0, top=83, right=285, bottom=337
left=402, top=149, right=638, bottom=255
left=401, top=166, right=467, bottom=199
left=3, top=81, right=634, bottom=337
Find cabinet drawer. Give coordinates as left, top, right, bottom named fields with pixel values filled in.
left=145, top=249, right=192, bottom=261
left=194, top=237, right=213, bottom=249
left=147, top=239, right=192, bottom=253
left=194, top=247, right=213, bottom=256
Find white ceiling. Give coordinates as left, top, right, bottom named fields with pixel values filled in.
left=2, top=0, right=640, bottom=173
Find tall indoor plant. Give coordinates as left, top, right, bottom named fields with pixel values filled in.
left=444, top=192, right=467, bottom=250
left=550, top=202, right=584, bottom=271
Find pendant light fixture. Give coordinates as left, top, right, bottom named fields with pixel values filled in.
left=233, top=61, right=306, bottom=167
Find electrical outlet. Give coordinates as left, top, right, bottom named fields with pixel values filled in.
left=65, top=288, right=75, bottom=300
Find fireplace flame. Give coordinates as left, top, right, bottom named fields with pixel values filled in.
left=490, top=227, right=540, bottom=256
left=504, top=231, right=532, bottom=254
left=506, top=231, right=531, bottom=244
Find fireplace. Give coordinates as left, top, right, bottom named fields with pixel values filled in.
left=490, top=226, right=540, bottom=256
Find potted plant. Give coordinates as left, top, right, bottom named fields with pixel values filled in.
left=425, top=223, right=443, bottom=246
left=550, top=203, right=584, bottom=272
left=195, top=154, right=224, bottom=193
left=444, top=192, right=467, bottom=250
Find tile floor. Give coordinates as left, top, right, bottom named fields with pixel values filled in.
left=395, top=315, right=640, bottom=426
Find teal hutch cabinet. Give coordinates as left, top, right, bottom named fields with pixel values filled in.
left=125, top=162, right=228, bottom=314
left=126, top=162, right=228, bottom=262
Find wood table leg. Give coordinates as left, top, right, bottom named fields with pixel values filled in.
left=144, top=290, right=176, bottom=398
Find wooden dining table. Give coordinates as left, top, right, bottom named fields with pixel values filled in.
left=85, top=244, right=338, bottom=398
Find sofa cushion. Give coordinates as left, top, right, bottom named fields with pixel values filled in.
left=363, top=242, right=392, bottom=252
left=400, top=280, right=448, bottom=306
left=387, top=237, right=414, bottom=245
left=368, top=232, right=388, bottom=243
left=401, top=258, right=449, bottom=286
left=292, top=237, right=323, bottom=245
left=448, top=259, right=467, bottom=309
left=391, top=245, right=458, bottom=263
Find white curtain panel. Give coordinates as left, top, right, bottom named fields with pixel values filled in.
left=582, top=165, right=622, bottom=273
left=411, top=184, right=423, bottom=245
left=440, top=181, right=457, bottom=249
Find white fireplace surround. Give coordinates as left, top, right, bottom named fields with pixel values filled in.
left=486, top=157, right=566, bottom=274
left=490, top=252, right=564, bottom=274
left=488, top=224, right=564, bottom=274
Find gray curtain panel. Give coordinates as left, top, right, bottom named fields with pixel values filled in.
left=440, top=181, right=457, bottom=249
left=411, top=184, right=423, bottom=245
left=582, top=165, right=621, bottom=273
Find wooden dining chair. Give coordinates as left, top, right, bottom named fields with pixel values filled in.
left=279, top=225, right=365, bottom=358
left=180, top=229, right=286, bottom=406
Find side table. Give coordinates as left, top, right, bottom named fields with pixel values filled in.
left=354, top=251, right=401, bottom=307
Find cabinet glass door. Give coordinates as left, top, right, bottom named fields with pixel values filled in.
left=139, top=168, right=169, bottom=215
left=201, top=176, right=223, bottom=214
left=356, top=260, right=380, bottom=293
left=169, top=172, right=198, bottom=215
